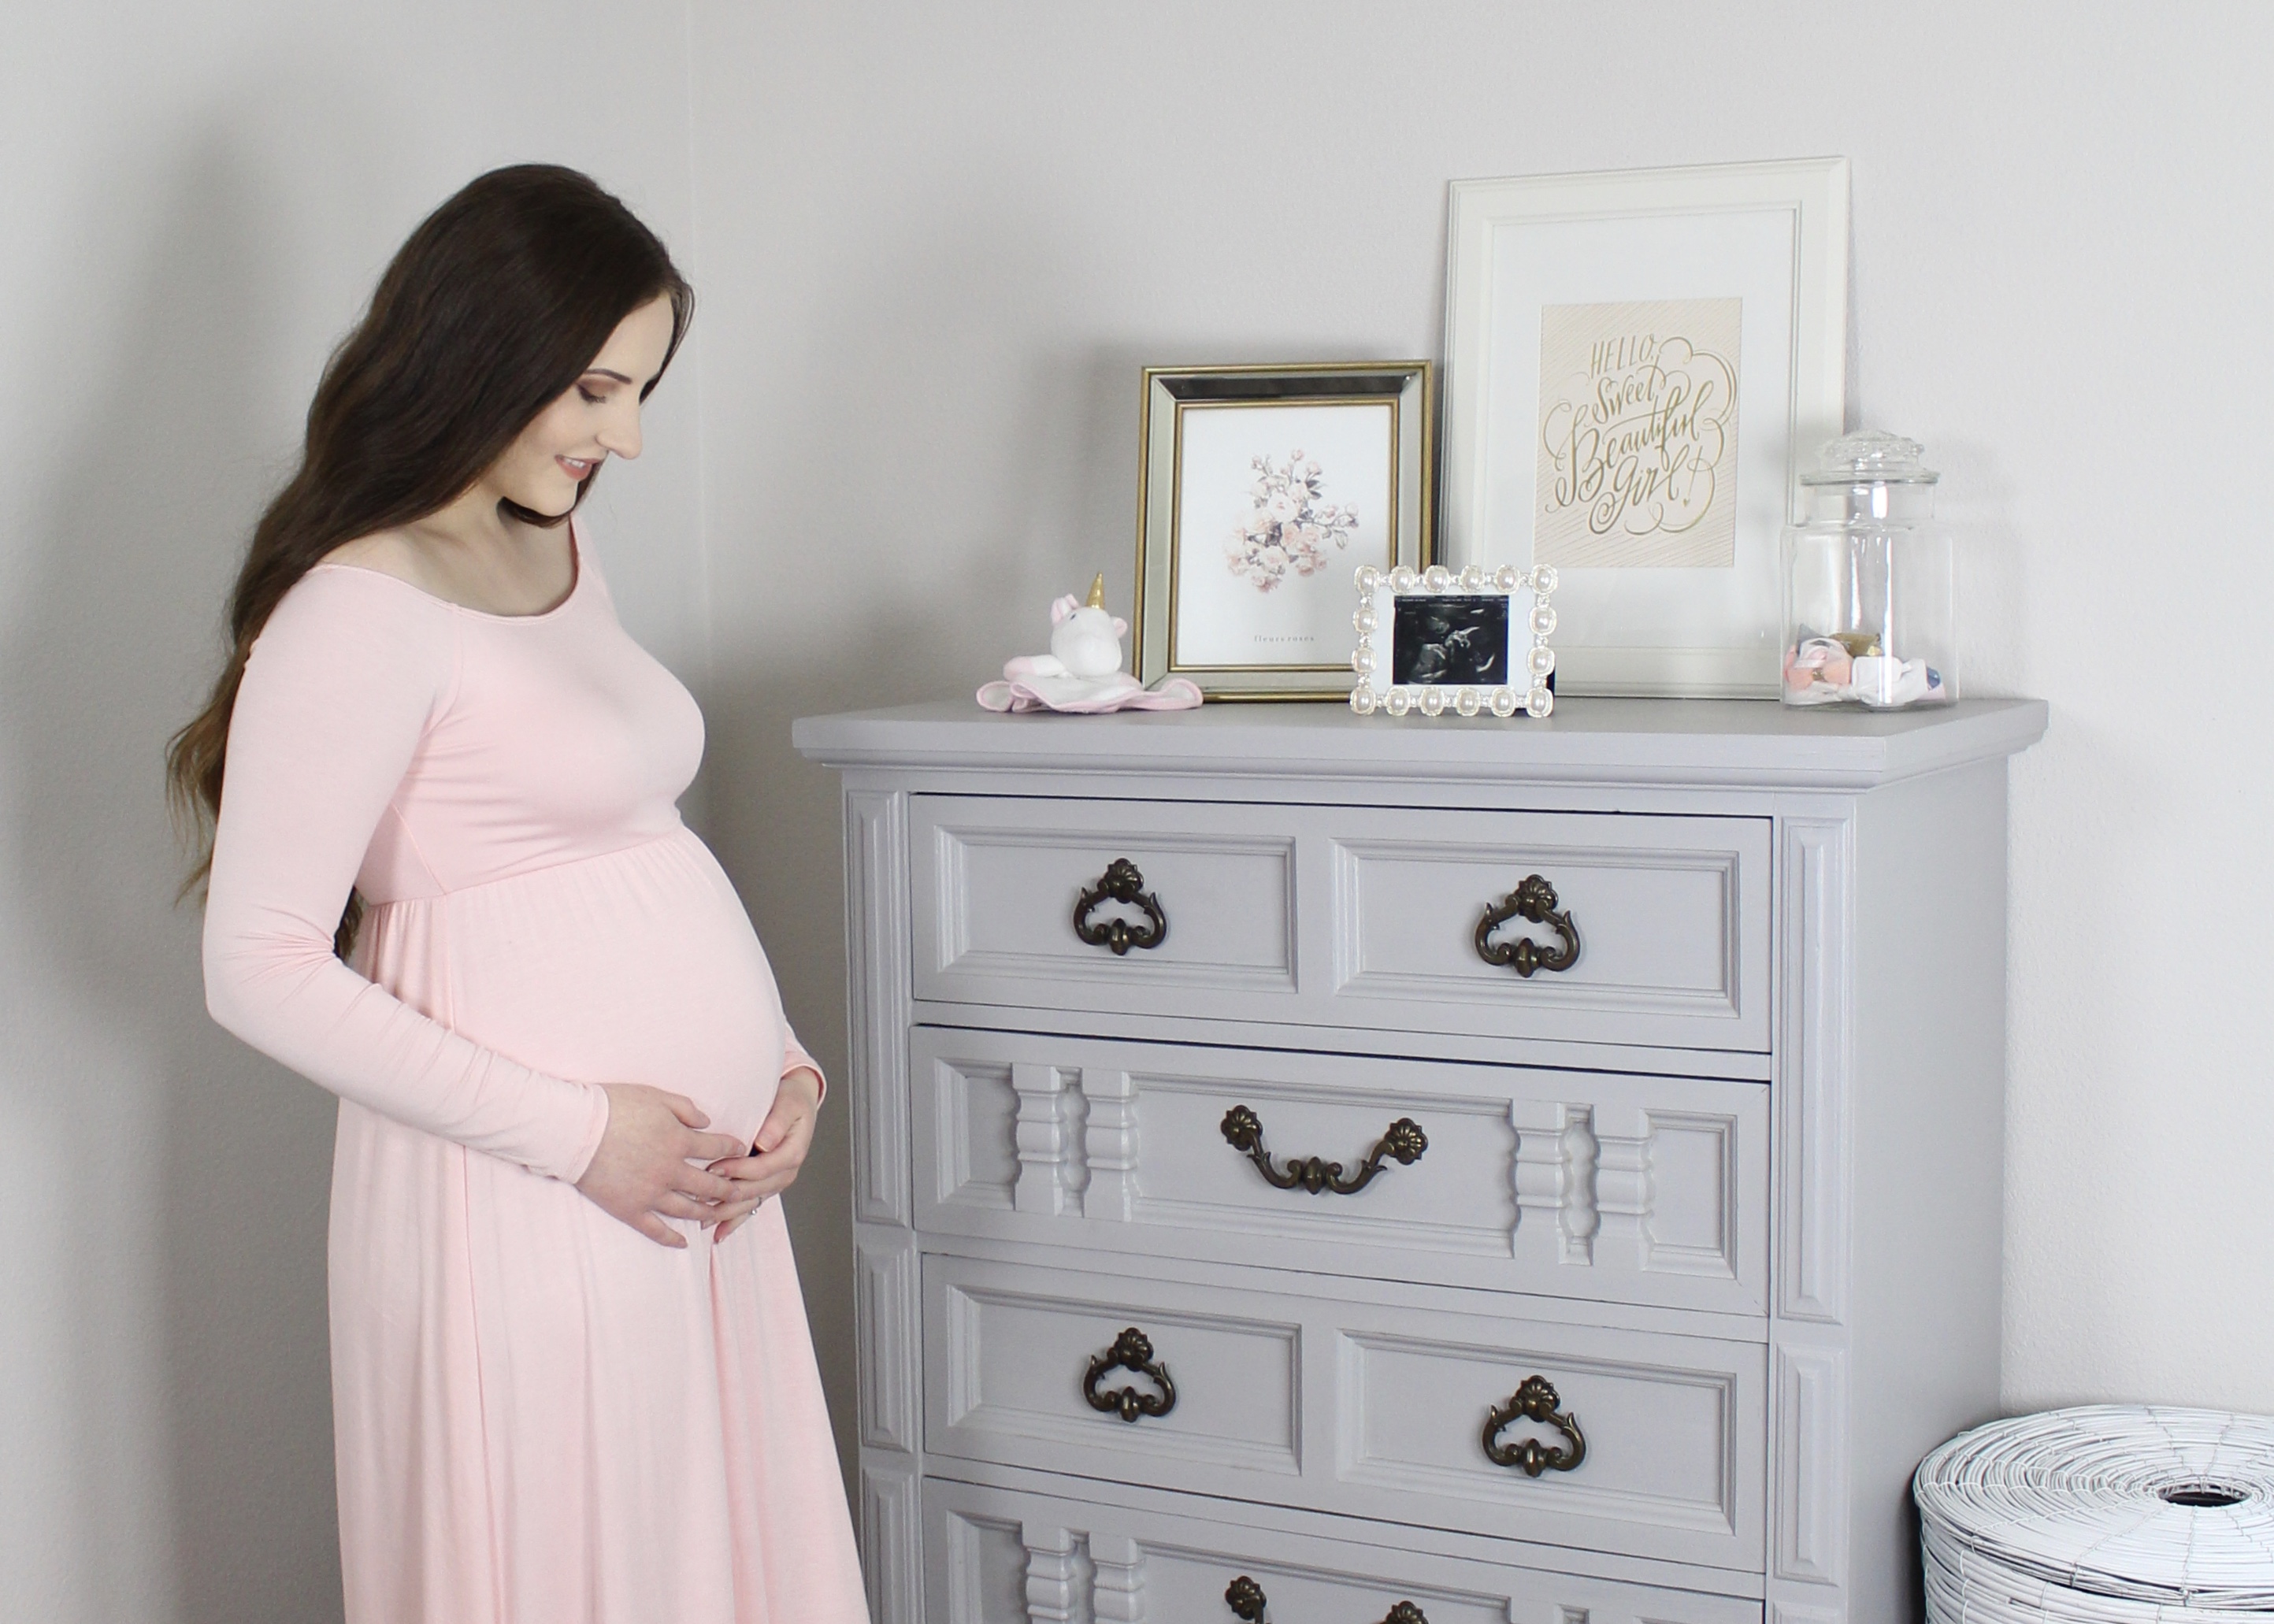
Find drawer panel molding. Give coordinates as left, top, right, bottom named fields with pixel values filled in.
left=1770, top=1337, right=1849, bottom=1587
left=1775, top=818, right=1852, bottom=1326
left=1337, top=1327, right=1752, bottom=1548
left=927, top=1256, right=1304, bottom=1480
left=858, top=1229, right=922, bottom=1454
left=848, top=788, right=916, bottom=1226
left=1327, top=811, right=1771, bottom=1051
left=914, top=797, right=1301, bottom=1021
left=922, top=1252, right=1766, bottom=1569
left=914, top=1029, right=1769, bottom=1317
left=862, top=1458, right=923, bottom=1624
left=924, top=1477, right=1764, bottom=1624
left=909, top=795, right=1771, bottom=1052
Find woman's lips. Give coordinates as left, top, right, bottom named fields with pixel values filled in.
left=558, top=454, right=600, bottom=479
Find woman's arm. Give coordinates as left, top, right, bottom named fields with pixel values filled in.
left=202, top=570, right=611, bottom=1181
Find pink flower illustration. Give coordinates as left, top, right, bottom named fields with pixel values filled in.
left=1228, top=451, right=1360, bottom=592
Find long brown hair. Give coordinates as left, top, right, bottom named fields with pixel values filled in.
left=167, top=165, right=692, bottom=953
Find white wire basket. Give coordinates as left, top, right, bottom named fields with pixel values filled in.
left=1916, top=1406, right=2274, bottom=1624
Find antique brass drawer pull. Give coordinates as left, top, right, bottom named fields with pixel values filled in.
left=1073, top=857, right=1169, bottom=955
left=1474, top=874, right=1580, bottom=977
left=1225, top=1575, right=1428, bottom=1622
left=1082, top=1326, right=1176, bottom=1422
left=1220, top=1105, right=1427, bottom=1196
left=1482, top=1374, right=1587, bottom=1476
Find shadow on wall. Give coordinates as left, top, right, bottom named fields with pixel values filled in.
left=692, top=200, right=1336, bottom=1495
left=700, top=619, right=965, bottom=1503
left=1, top=138, right=343, bottom=1622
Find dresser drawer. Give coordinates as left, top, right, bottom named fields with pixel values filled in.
left=909, top=795, right=1769, bottom=1051
left=923, top=1253, right=1765, bottom=1570
left=913, top=1028, right=1768, bottom=1316
left=924, top=1253, right=1302, bottom=1481
left=1319, top=805, right=1771, bottom=1052
left=910, top=795, right=1302, bottom=1025
left=926, top=1477, right=1762, bottom=1624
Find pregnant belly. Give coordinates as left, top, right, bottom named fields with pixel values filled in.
left=358, top=829, right=788, bottom=1151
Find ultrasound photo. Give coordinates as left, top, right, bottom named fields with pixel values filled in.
left=1390, top=594, right=1510, bottom=685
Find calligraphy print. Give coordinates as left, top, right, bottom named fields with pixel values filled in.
left=1534, top=298, right=1742, bottom=569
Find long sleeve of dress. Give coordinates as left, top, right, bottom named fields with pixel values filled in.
left=203, top=571, right=610, bottom=1183
left=779, top=1026, right=826, bottom=1104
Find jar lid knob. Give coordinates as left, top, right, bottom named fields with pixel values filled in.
left=1809, top=431, right=1938, bottom=484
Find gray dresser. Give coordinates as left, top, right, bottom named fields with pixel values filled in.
left=792, top=698, right=2044, bottom=1624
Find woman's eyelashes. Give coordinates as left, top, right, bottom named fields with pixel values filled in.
left=577, top=385, right=610, bottom=406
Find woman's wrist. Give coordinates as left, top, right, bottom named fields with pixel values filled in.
left=778, top=1066, right=822, bottom=1107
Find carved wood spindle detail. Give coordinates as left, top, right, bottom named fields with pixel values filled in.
left=1020, top=1525, right=1081, bottom=1624
left=1512, top=1099, right=1568, bottom=1265
left=1011, top=1062, right=1074, bottom=1216
left=1082, top=1070, right=1139, bottom=1222
left=1560, top=1107, right=1601, bottom=1266
left=1592, top=1104, right=1653, bottom=1269
left=1090, top=1533, right=1144, bottom=1622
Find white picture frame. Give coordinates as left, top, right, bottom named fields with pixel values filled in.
left=1349, top=562, right=1559, bottom=719
left=1441, top=158, right=1850, bottom=697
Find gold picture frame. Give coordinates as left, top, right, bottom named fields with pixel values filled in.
left=1133, top=361, right=1434, bottom=700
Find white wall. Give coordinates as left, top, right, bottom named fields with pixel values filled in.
left=0, top=7, right=705, bottom=1619
left=688, top=0, right=2274, bottom=1492
left=9, top=2, right=2272, bottom=1619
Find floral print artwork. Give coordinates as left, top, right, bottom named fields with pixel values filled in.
left=1225, top=450, right=1360, bottom=592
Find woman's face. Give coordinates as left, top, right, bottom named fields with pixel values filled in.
left=487, top=293, right=677, bottom=518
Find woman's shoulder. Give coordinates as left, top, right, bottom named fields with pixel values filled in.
left=306, top=531, right=460, bottom=610
left=257, top=543, right=459, bottom=675
left=310, top=521, right=591, bottom=619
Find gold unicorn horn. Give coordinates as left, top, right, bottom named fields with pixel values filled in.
left=1085, top=573, right=1107, bottom=610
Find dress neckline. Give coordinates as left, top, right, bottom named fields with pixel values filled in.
left=310, top=515, right=586, bottom=624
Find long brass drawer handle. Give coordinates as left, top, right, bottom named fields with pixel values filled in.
left=1482, top=1374, right=1587, bottom=1476
left=1074, top=857, right=1169, bottom=955
left=1224, top=1576, right=1428, bottom=1623
left=1474, top=874, right=1580, bottom=976
left=1220, top=1105, right=1427, bottom=1196
left=1082, top=1326, right=1176, bottom=1422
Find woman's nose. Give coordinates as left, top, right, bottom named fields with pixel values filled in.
left=599, top=404, right=643, bottom=460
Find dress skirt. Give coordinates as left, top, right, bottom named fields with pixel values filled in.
left=328, top=830, right=866, bottom=1623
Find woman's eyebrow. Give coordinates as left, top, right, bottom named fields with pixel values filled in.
left=583, top=368, right=635, bottom=384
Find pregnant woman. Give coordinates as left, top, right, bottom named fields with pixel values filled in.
left=168, top=165, right=866, bottom=1623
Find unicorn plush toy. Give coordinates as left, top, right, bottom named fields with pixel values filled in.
left=977, top=574, right=1202, bottom=714
left=1034, top=577, right=1127, bottom=679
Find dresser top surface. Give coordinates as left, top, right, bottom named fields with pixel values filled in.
left=792, top=695, right=2046, bottom=791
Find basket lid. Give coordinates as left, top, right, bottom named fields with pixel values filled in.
left=1915, top=1405, right=2274, bottom=1610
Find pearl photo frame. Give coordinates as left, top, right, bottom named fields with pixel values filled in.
left=1349, top=562, right=1560, bottom=717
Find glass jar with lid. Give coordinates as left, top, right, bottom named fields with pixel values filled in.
left=1781, top=432, right=1957, bottom=708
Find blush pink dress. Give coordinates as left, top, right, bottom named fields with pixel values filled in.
left=202, top=526, right=868, bottom=1624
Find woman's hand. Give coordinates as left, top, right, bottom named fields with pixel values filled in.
left=575, top=1083, right=749, bottom=1248
left=708, top=1067, right=822, bottom=1244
